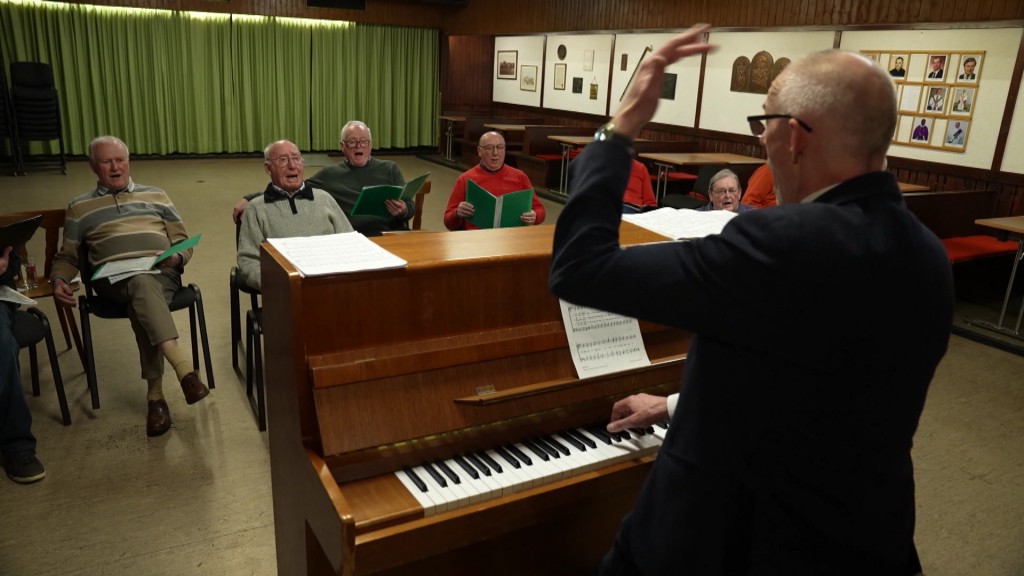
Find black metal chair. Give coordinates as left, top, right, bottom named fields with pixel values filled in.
left=0, top=65, right=23, bottom=176
left=76, top=242, right=214, bottom=410
left=13, top=307, right=70, bottom=425
left=229, top=218, right=264, bottom=430
left=9, top=61, right=65, bottom=175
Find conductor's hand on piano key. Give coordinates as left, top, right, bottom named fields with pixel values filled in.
left=607, top=393, right=669, bottom=434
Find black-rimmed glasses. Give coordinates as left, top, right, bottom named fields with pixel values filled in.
left=747, top=114, right=814, bottom=136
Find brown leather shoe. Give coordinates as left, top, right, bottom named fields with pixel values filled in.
left=147, top=399, right=172, bottom=437
left=180, top=372, right=210, bottom=405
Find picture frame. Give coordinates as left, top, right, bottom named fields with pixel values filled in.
left=572, top=77, right=583, bottom=94
left=924, top=86, right=947, bottom=113
left=925, top=53, right=948, bottom=82
left=944, top=120, right=968, bottom=148
left=583, top=49, right=594, bottom=72
left=497, top=50, right=518, bottom=80
left=520, top=65, right=538, bottom=92
left=957, top=54, right=982, bottom=83
left=887, top=54, right=908, bottom=80
left=909, top=116, right=933, bottom=144
left=553, top=63, right=567, bottom=91
left=949, top=87, right=976, bottom=116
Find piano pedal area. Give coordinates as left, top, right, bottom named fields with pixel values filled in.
left=396, top=422, right=670, bottom=516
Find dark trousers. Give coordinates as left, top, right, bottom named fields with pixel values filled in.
left=0, top=304, right=36, bottom=457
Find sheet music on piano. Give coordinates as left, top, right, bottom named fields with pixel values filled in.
left=559, top=299, right=651, bottom=378
left=267, top=232, right=408, bottom=277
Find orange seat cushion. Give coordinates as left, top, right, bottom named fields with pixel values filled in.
left=942, top=235, right=1017, bottom=263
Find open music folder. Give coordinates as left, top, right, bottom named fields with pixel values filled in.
left=267, top=231, right=407, bottom=277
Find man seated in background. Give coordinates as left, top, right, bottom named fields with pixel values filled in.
left=232, top=121, right=412, bottom=236
left=237, top=140, right=353, bottom=291
left=698, top=168, right=754, bottom=213
left=741, top=163, right=776, bottom=208
left=51, top=135, right=209, bottom=438
left=444, top=131, right=546, bottom=230
left=0, top=246, right=45, bottom=483
left=622, top=160, right=658, bottom=213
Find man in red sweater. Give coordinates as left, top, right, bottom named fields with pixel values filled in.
left=444, top=131, right=546, bottom=230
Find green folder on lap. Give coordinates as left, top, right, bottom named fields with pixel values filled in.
left=465, top=180, right=534, bottom=229
left=350, top=173, right=430, bottom=219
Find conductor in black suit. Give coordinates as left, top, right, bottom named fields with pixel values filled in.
left=550, top=24, right=952, bottom=576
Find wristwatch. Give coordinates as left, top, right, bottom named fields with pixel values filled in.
left=593, top=122, right=635, bottom=152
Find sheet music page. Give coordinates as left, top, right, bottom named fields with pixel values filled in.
left=92, top=255, right=158, bottom=281
left=559, top=299, right=651, bottom=379
left=623, top=207, right=737, bottom=239
left=268, top=232, right=408, bottom=277
left=0, top=285, right=37, bottom=306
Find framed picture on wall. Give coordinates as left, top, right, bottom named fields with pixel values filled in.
left=520, top=65, right=538, bottom=92
left=910, top=116, right=933, bottom=143
left=924, top=86, right=947, bottom=113
left=957, top=54, right=982, bottom=83
left=497, top=50, right=518, bottom=80
left=925, top=54, right=948, bottom=81
left=553, top=63, right=567, bottom=91
left=888, top=54, right=908, bottom=79
left=949, top=87, right=975, bottom=115
left=944, top=120, right=968, bottom=148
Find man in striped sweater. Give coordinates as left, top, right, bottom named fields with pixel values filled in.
left=51, top=136, right=209, bottom=438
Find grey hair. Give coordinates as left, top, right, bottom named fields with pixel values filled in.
left=340, top=120, right=371, bottom=141
left=88, top=136, right=129, bottom=160
left=263, top=140, right=296, bottom=161
left=707, top=168, right=741, bottom=194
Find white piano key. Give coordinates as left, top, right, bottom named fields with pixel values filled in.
left=396, top=468, right=442, bottom=517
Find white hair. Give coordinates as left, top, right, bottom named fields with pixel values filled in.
left=88, top=136, right=129, bottom=160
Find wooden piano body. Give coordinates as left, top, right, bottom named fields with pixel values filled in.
left=262, top=224, right=690, bottom=576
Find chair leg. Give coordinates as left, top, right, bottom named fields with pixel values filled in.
left=79, top=298, right=101, bottom=409
left=191, top=285, right=214, bottom=390
left=31, top=310, right=70, bottom=426
left=254, top=318, right=266, bottom=432
left=230, top=274, right=240, bottom=370
left=28, top=344, right=40, bottom=396
left=189, top=300, right=199, bottom=370
left=245, top=311, right=254, bottom=398
left=55, top=298, right=72, bottom=350
left=64, top=308, right=86, bottom=371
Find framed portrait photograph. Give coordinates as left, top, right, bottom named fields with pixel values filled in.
left=553, top=63, right=567, bottom=91
left=520, top=65, right=538, bottom=92
left=957, top=54, right=982, bottom=83
left=925, top=53, right=948, bottom=81
left=924, top=86, right=947, bottom=113
left=949, top=87, right=976, bottom=115
left=944, top=120, right=968, bottom=148
left=910, top=116, right=933, bottom=144
left=888, top=54, right=908, bottom=79
left=497, top=50, right=518, bottom=80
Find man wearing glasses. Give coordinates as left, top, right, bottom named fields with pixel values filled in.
left=551, top=24, right=951, bottom=575
left=443, top=131, right=546, bottom=230
left=236, top=140, right=353, bottom=291
left=697, top=168, right=753, bottom=213
left=231, top=121, right=412, bottom=237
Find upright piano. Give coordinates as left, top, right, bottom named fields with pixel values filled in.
left=261, top=223, right=690, bottom=576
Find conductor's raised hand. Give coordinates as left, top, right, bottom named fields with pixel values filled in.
left=612, top=24, right=714, bottom=139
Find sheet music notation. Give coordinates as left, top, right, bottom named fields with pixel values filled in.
left=268, top=232, right=408, bottom=277
left=559, top=299, right=651, bottom=379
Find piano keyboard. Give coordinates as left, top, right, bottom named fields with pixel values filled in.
left=394, top=424, right=668, bottom=516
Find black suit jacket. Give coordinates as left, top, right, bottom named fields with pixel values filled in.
left=551, top=141, right=953, bottom=575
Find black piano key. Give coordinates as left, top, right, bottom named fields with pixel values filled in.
left=656, top=421, right=669, bottom=430
left=495, top=445, right=523, bottom=468
left=543, top=435, right=572, bottom=456
left=645, top=426, right=656, bottom=435
left=422, top=462, right=447, bottom=488
left=453, top=455, right=480, bottom=480
left=435, top=460, right=461, bottom=484
left=403, top=467, right=428, bottom=493
left=585, top=426, right=614, bottom=445
left=611, top=430, right=631, bottom=442
left=566, top=428, right=597, bottom=449
left=532, top=437, right=561, bottom=459
left=465, top=452, right=491, bottom=476
left=521, top=439, right=551, bottom=461
left=629, top=427, right=647, bottom=437
left=505, top=443, right=533, bottom=466
left=475, top=450, right=503, bottom=474
left=557, top=431, right=586, bottom=452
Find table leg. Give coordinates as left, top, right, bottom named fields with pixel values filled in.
left=966, top=240, right=1024, bottom=340
left=654, top=163, right=670, bottom=205
left=558, top=143, right=573, bottom=196
left=444, top=120, right=454, bottom=162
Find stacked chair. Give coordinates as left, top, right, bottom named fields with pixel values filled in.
left=9, top=61, right=66, bottom=175
left=0, top=66, right=22, bottom=175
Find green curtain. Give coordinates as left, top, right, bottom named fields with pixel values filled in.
left=310, top=22, right=439, bottom=150
left=0, top=0, right=438, bottom=156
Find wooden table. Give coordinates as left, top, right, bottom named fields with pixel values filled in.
left=547, top=135, right=656, bottom=195
left=438, top=114, right=466, bottom=162
left=897, top=182, right=930, bottom=193
left=639, top=152, right=766, bottom=203
left=966, top=216, right=1024, bottom=340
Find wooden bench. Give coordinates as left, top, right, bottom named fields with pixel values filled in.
left=507, top=125, right=594, bottom=190
left=903, top=190, right=1018, bottom=264
left=454, top=116, right=544, bottom=166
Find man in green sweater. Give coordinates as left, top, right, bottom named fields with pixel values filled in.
left=231, top=121, right=413, bottom=236
left=236, top=140, right=354, bottom=291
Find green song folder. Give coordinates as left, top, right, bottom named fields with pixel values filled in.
left=350, top=173, right=430, bottom=219
left=465, top=180, right=534, bottom=229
